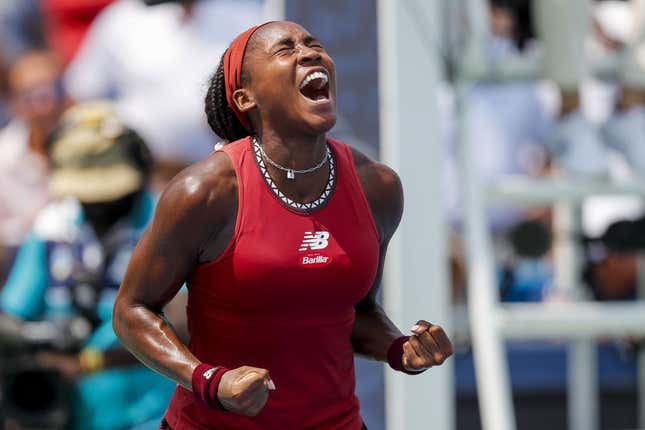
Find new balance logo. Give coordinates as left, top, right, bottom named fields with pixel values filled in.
left=203, top=368, right=216, bottom=380
left=298, top=231, right=330, bottom=251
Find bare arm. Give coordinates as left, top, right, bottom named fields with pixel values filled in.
left=350, top=156, right=404, bottom=361
left=113, top=153, right=237, bottom=390
left=350, top=150, right=453, bottom=370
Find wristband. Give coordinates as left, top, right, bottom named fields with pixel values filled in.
left=387, top=336, right=425, bottom=375
left=191, top=363, right=229, bottom=410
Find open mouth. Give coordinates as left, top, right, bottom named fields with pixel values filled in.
left=299, top=70, right=330, bottom=102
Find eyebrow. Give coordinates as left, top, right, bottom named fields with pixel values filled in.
left=271, top=35, right=321, bottom=49
left=272, top=37, right=293, bottom=49
left=304, top=36, right=318, bottom=44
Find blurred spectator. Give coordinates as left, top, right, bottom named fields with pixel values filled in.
left=0, top=50, right=68, bottom=284
left=41, top=0, right=115, bottom=66
left=0, top=102, right=175, bottom=429
left=582, top=214, right=645, bottom=301
left=0, top=0, right=44, bottom=62
left=451, top=0, right=552, bottom=232
left=448, top=0, right=555, bottom=303
left=65, top=0, right=264, bottom=185
left=0, top=0, right=45, bottom=127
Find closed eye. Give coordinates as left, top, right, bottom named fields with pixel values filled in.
left=303, top=35, right=324, bottom=49
left=274, top=45, right=294, bottom=56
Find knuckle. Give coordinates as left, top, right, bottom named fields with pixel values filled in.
left=239, top=398, right=252, bottom=410
left=232, top=386, right=248, bottom=399
left=434, top=354, right=445, bottom=365
left=242, top=408, right=256, bottom=417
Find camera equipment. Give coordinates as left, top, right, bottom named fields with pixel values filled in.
left=0, top=276, right=102, bottom=429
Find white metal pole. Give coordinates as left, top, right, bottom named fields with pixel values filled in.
left=456, top=0, right=516, bottom=428
left=263, top=0, right=285, bottom=20
left=568, top=340, right=598, bottom=430
left=554, top=201, right=599, bottom=430
left=457, top=84, right=516, bottom=430
left=378, top=1, right=454, bottom=429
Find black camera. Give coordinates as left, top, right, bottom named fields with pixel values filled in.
left=0, top=276, right=102, bottom=429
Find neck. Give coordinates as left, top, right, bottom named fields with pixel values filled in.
left=257, top=128, right=327, bottom=171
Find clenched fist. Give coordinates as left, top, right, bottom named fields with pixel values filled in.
left=402, top=320, right=453, bottom=372
left=217, top=366, right=276, bottom=416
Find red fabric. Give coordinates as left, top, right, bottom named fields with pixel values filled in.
left=223, top=22, right=273, bottom=129
left=387, top=336, right=425, bottom=375
left=163, top=137, right=379, bottom=429
left=191, top=363, right=229, bottom=411
left=41, top=0, right=114, bottom=65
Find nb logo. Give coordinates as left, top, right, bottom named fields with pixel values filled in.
left=298, top=231, right=330, bottom=251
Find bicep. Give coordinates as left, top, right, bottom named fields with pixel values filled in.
left=355, top=163, right=404, bottom=310
left=118, top=223, right=196, bottom=312
left=118, top=156, right=236, bottom=312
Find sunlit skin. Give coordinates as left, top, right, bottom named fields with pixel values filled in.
left=113, top=21, right=452, bottom=418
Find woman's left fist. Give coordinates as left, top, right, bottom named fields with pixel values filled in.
left=402, top=320, right=453, bottom=372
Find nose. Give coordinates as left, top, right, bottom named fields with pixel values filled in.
left=297, top=44, right=321, bottom=65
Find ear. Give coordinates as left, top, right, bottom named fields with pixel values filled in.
left=232, top=88, right=256, bottom=113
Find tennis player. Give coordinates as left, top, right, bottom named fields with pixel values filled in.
left=113, top=21, right=453, bottom=430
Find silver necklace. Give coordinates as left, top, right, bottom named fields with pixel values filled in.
left=253, top=136, right=330, bottom=180
left=253, top=137, right=336, bottom=212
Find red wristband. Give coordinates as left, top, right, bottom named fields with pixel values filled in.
left=191, top=363, right=229, bottom=410
left=387, top=336, right=426, bottom=375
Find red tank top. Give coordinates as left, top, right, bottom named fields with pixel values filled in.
left=163, top=136, right=379, bottom=430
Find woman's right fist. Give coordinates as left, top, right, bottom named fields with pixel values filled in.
left=217, top=366, right=276, bottom=416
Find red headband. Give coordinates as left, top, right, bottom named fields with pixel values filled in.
left=223, top=22, right=274, bottom=129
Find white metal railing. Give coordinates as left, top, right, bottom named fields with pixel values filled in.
left=461, top=102, right=645, bottom=430
left=460, top=92, right=634, bottom=430
left=457, top=1, right=645, bottom=430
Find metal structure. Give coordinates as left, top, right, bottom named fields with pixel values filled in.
left=456, top=1, right=645, bottom=430
left=378, top=1, right=454, bottom=429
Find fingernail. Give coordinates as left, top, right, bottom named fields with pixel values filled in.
left=411, top=325, right=421, bottom=332
left=267, top=379, right=276, bottom=390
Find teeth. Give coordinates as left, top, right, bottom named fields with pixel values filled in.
left=299, top=71, right=329, bottom=90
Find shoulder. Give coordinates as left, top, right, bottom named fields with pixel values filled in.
left=349, top=147, right=401, bottom=196
left=348, top=145, right=403, bottom=242
left=154, top=150, right=237, bottom=233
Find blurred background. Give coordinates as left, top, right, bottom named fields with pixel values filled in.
left=1, top=0, right=645, bottom=429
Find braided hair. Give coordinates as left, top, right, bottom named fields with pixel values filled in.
left=205, top=53, right=250, bottom=142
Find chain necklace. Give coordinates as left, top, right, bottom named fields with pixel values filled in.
left=253, top=136, right=329, bottom=180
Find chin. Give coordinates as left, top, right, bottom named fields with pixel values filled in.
left=304, top=112, right=336, bottom=135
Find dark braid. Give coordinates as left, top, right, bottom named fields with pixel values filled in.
left=205, top=53, right=250, bottom=142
